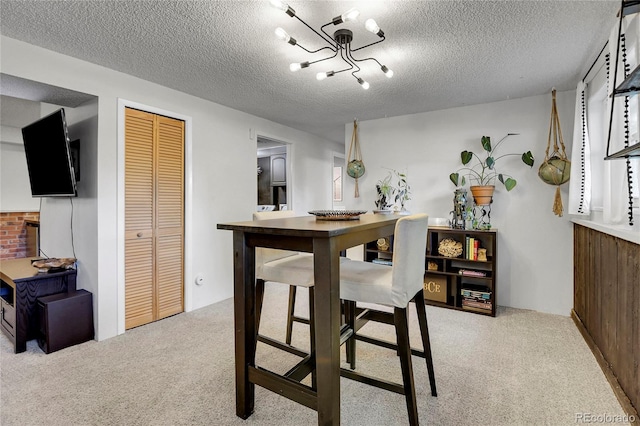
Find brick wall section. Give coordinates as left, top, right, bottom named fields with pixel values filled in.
left=1, top=212, right=40, bottom=260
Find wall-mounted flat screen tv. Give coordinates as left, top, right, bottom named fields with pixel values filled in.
left=21, top=108, right=78, bottom=197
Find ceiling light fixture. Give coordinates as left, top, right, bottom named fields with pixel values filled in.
left=269, top=0, right=393, bottom=90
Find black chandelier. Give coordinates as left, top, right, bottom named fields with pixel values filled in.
left=269, top=0, right=394, bottom=90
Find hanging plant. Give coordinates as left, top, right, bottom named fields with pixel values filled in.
left=538, top=89, right=571, bottom=217
left=347, top=120, right=365, bottom=197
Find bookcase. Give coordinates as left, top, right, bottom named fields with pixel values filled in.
left=364, top=227, right=497, bottom=317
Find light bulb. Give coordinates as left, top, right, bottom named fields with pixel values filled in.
left=365, top=18, right=384, bottom=37
left=275, top=27, right=290, bottom=43
left=316, top=71, right=335, bottom=80
left=381, top=65, right=394, bottom=78
left=365, top=19, right=380, bottom=34
left=290, top=61, right=309, bottom=72
left=269, top=0, right=295, bottom=17
left=357, top=78, right=370, bottom=90
left=341, top=8, right=360, bottom=22
left=269, top=0, right=288, bottom=12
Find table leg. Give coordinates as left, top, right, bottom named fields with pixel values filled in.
left=313, top=237, right=341, bottom=425
left=233, top=230, right=256, bottom=419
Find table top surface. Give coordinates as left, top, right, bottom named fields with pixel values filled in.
left=0, top=257, right=75, bottom=284
left=217, top=213, right=399, bottom=237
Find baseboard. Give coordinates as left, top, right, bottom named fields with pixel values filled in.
left=571, top=310, right=639, bottom=425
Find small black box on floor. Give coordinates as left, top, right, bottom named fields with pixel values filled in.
left=37, top=289, right=94, bottom=354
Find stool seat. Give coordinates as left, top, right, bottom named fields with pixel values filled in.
left=259, top=253, right=314, bottom=287
left=261, top=254, right=349, bottom=288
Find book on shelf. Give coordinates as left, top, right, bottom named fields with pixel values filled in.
left=458, top=269, right=487, bottom=277
left=464, top=237, right=481, bottom=260
left=372, top=258, right=393, bottom=266
left=462, top=304, right=492, bottom=313
left=462, top=298, right=492, bottom=308
left=461, top=286, right=491, bottom=300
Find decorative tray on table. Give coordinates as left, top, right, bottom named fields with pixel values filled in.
left=308, top=210, right=367, bottom=220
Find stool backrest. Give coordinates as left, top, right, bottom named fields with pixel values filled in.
left=253, top=210, right=298, bottom=266
left=390, top=213, right=429, bottom=307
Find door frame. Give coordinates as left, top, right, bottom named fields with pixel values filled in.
left=331, top=151, right=345, bottom=210
left=256, top=132, right=293, bottom=211
left=117, top=99, right=193, bottom=335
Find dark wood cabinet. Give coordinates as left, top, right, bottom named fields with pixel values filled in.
left=573, top=224, right=639, bottom=418
left=37, top=289, right=94, bottom=354
left=364, top=227, right=497, bottom=316
left=0, top=258, right=77, bottom=353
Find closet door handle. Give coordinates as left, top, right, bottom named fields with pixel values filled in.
left=137, top=232, right=143, bottom=238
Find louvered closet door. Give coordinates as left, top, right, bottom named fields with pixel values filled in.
left=124, top=108, right=184, bottom=330
left=155, top=115, right=184, bottom=320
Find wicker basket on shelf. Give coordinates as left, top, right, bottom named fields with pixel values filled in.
left=437, top=238, right=463, bottom=258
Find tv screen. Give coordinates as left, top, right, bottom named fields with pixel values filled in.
left=21, top=108, right=77, bottom=197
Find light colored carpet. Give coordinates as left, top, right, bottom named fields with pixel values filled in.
left=0, top=282, right=629, bottom=425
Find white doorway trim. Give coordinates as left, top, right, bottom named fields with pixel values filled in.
left=331, top=151, right=346, bottom=210
left=116, top=99, right=193, bottom=335
left=256, top=132, right=293, bottom=211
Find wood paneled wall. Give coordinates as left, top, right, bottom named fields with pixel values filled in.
left=573, top=224, right=639, bottom=420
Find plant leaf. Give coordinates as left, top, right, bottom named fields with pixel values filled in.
left=461, top=176, right=466, bottom=186
left=449, top=173, right=459, bottom=186
left=486, top=156, right=495, bottom=169
left=481, top=136, right=492, bottom=152
left=461, top=151, right=472, bottom=165
left=521, top=151, right=535, bottom=167
left=504, top=177, right=517, bottom=191
left=498, top=174, right=504, bottom=184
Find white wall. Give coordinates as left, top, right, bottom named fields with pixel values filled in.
left=0, top=142, right=39, bottom=212
left=1, top=36, right=342, bottom=340
left=343, top=92, right=576, bottom=316
left=0, top=95, right=41, bottom=212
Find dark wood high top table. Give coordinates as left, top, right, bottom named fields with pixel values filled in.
left=217, top=213, right=398, bottom=425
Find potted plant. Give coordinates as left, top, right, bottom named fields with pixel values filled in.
left=392, top=169, right=411, bottom=214
left=449, top=134, right=535, bottom=205
left=374, top=171, right=396, bottom=212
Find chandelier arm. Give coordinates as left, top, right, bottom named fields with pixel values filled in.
left=350, top=36, right=386, bottom=52
left=340, top=45, right=357, bottom=74
left=348, top=63, right=362, bottom=81
left=296, top=17, right=338, bottom=51
left=319, top=22, right=341, bottom=50
left=332, top=66, right=355, bottom=75
left=296, top=44, right=336, bottom=54
left=345, top=44, right=361, bottom=75
left=348, top=51, right=383, bottom=68
left=307, top=49, right=339, bottom=66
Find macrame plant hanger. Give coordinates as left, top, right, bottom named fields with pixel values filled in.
left=347, top=119, right=365, bottom=197
left=540, top=88, right=571, bottom=216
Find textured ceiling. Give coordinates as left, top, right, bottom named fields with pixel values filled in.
left=0, top=0, right=619, bottom=144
